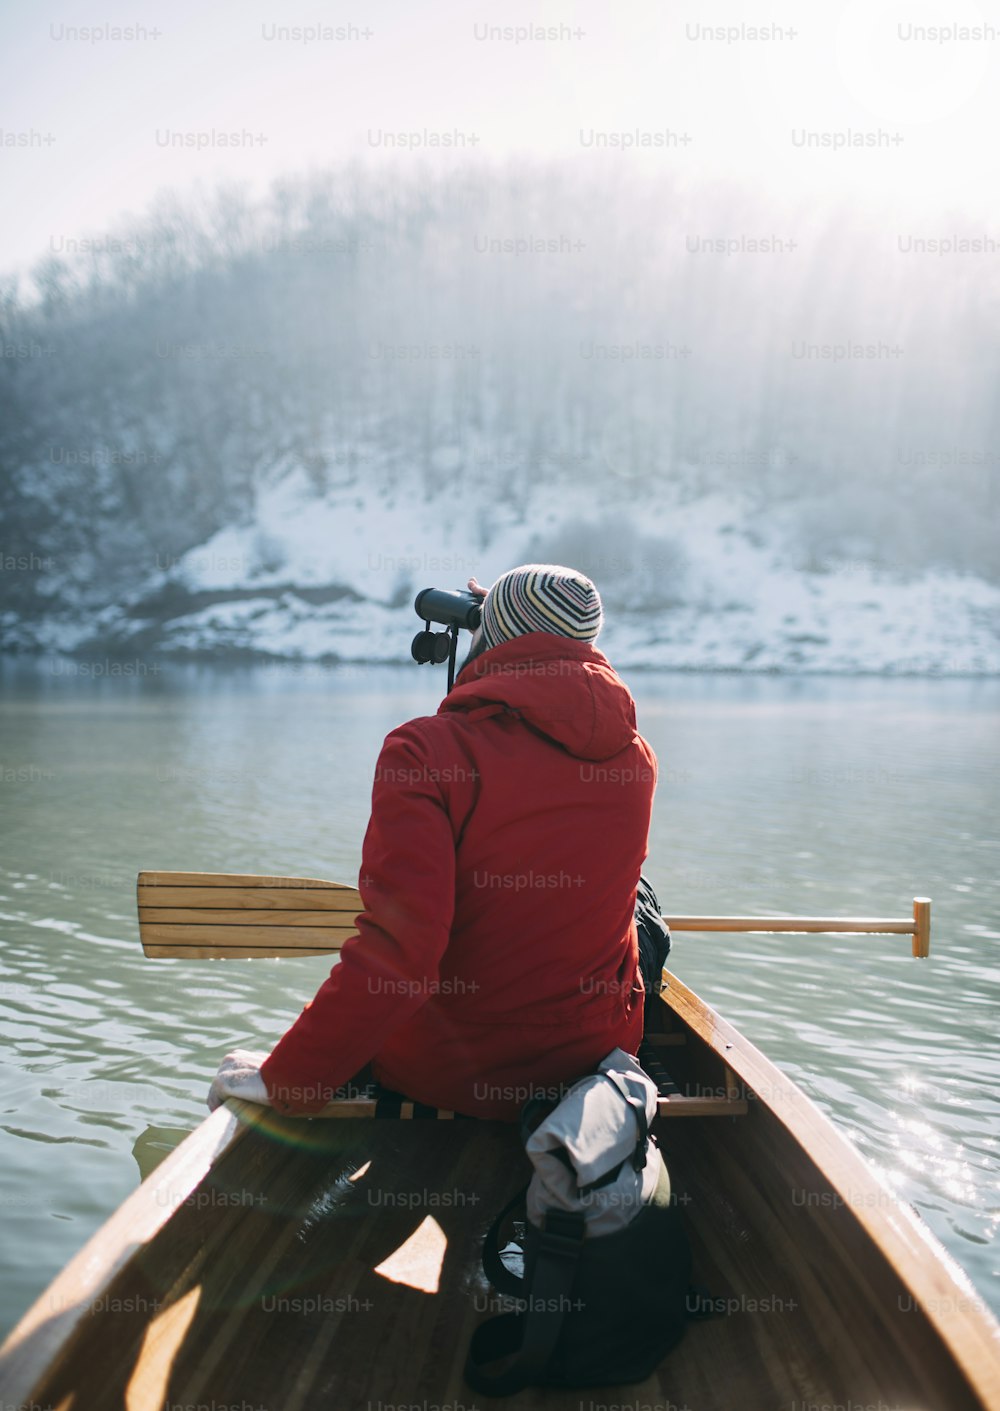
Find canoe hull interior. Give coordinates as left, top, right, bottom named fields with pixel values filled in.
left=1, top=976, right=998, bottom=1411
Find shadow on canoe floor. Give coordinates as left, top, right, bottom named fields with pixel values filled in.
left=1, top=1107, right=978, bottom=1411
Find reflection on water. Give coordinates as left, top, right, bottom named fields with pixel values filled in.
left=132, top=1126, right=192, bottom=1184
left=0, top=661, right=997, bottom=1336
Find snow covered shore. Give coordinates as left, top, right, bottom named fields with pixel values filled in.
left=5, top=473, right=997, bottom=675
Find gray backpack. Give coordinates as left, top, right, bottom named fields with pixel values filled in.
left=465, top=1049, right=692, bottom=1395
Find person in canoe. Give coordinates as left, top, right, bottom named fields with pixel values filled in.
left=209, top=563, right=659, bottom=1120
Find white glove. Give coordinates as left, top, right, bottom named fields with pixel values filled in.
left=207, top=1048, right=272, bottom=1111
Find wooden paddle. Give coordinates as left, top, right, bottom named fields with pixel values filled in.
left=137, top=871, right=931, bottom=959
left=135, top=874, right=929, bottom=1121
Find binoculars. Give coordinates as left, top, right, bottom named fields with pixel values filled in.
left=412, top=587, right=483, bottom=685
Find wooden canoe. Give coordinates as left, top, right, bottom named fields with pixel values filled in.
left=2, top=964, right=999, bottom=1409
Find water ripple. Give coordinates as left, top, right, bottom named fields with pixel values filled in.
left=0, top=666, right=997, bottom=1340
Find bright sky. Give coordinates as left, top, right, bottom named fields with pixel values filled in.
left=2, top=0, right=998, bottom=281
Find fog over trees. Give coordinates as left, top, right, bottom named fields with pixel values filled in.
left=1, top=162, right=997, bottom=628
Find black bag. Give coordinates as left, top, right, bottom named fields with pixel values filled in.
left=636, top=872, right=671, bottom=997
left=464, top=1051, right=692, bottom=1396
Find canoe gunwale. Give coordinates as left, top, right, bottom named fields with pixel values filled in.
left=0, top=1101, right=253, bottom=1408
left=657, top=968, right=1000, bottom=1410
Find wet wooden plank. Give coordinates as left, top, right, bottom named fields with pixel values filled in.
left=137, top=887, right=362, bottom=911
left=142, top=943, right=347, bottom=960
left=139, top=909, right=359, bottom=926
left=141, top=925, right=357, bottom=949
left=137, top=872, right=353, bottom=890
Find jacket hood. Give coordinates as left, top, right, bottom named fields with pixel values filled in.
left=439, top=632, right=638, bottom=761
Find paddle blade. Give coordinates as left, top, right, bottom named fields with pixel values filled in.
left=137, top=871, right=361, bottom=959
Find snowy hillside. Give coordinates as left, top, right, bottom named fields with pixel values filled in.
left=6, top=468, right=997, bottom=673
left=2, top=167, right=998, bottom=673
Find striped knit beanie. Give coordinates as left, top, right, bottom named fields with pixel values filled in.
left=480, top=564, right=603, bottom=650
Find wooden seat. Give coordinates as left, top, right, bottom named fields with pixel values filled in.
left=307, top=1039, right=746, bottom=1121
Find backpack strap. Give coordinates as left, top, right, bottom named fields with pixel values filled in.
left=465, top=1208, right=586, bottom=1396
left=600, top=1069, right=650, bottom=1171
left=480, top=1184, right=529, bottom=1298
left=467, top=1066, right=655, bottom=1393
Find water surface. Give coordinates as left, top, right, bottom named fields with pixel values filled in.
left=0, top=660, right=997, bottom=1338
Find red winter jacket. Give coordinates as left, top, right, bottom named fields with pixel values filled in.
left=260, top=631, right=657, bottom=1120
